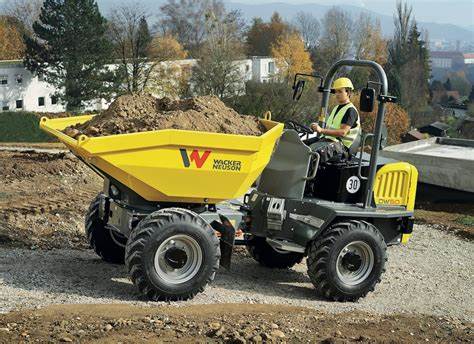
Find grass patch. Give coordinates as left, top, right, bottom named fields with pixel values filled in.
left=455, top=215, right=474, bottom=227
left=0, top=111, right=56, bottom=142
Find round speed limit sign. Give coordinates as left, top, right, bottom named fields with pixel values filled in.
left=346, top=176, right=361, bottom=194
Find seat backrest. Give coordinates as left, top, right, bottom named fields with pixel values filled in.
left=348, top=130, right=362, bottom=156
left=257, top=130, right=312, bottom=199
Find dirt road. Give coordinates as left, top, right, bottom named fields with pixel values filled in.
left=0, top=304, right=472, bottom=343
left=0, top=224, right=473, bottom=321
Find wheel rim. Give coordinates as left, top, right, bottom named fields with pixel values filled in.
left=336, top=241, right=374, bottom=286
left=154, top=234, right=203, bottom=284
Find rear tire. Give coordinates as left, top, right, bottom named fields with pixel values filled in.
left=245, top=235, right=304, bottom=269
left=125, top=208, right=220, bottom=301
left=85, top=193, right=126, bottom=264
left=307, top=220, right=387, bottom=301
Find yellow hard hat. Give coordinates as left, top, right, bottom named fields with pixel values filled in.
left=332, top=77, right=354, bottom=90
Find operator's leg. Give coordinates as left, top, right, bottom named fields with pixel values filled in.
left=309, top=139, right=346, bottom=163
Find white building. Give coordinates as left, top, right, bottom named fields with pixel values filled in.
left=429, top=51, right=465, bottom=69
left=0, top=57, right=279, bottom=113
left=250, top=57, right=278, bottom=83
left=0, top=60, right=64, bottom=112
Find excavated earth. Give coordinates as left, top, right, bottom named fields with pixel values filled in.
left=64, top=94, right=264, bottom=138
left=0, top=149, right=102, bottom=249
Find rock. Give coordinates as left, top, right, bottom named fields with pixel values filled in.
left=271, top=330, right=285, bottom=339
left=271, top=323, right=279, bottom=330
left=215, top=326, right=225, bottom=337
left=209, top=322, right=221, bottom=331
left=250, top=334, right=263, bottom=343
left=0, top=328, right=9, bottom=332
left=59, top=337, right=73, bottom=342
left=104, top=324, right=113, bottom=331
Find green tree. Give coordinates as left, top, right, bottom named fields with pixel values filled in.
left=469, top=85, right=474, bottom=102
left=386, top=1, right=412, bottom=101
left=386, top=1, right=430, bottom=113
left=399, top=21, right=430, bottom=112
left=444, top=78, right=452, bottom=91
left=24, top=0, right=116, bottom=111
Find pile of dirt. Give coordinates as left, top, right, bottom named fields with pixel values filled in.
left=0, top=150, right=102, bottom=250
left=64, top=94, right=264, bottom=137
left=0, top=151, right=86, bottom=180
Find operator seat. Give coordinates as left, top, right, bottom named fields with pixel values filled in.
left=347, top=130, right=362, bottom=159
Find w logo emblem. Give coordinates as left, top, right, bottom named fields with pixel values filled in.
left=179, top=149, right=211, bottom=168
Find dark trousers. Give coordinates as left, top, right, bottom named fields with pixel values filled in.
left=303, top=137, right=347, bottom=163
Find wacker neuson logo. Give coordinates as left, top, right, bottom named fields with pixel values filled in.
left=179, top=149, right=242, bottom=171
left=213, top=159, right=242, bottom=171
left=179, top=149, right=211, bottom=168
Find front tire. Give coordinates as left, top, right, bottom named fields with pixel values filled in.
left=307, top=220, right=387, bottom=301
left=85, top=193, right=126, bottom=264
left=245, top=235, right=304, bottom=269
left=125, top=208, right=220, bottom=301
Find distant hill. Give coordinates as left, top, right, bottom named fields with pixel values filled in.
left=226, top=2, right=474, bottom=42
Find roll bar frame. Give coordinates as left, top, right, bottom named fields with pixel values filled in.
left=319, top=59, right=391, bottom=209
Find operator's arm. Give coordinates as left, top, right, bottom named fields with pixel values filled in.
left=310, top=107, right=356, bottom=137
left=318, top=125, right=351, bottom=137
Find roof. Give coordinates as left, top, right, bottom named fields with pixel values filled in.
left=405, top=129, right=425, bottom=140
left=430, top=121, right=451, bottom=130
left=463, top=53, right=474, bottom=59
left=0, top=59, right=23, bottom=67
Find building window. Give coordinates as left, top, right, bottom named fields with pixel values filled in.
left=0, top=76, right=7, bottom=85
left=51, top=96, right=58, bottom=105
left=16, top=100, right=23, bottom=109
left=245, top=64, right=250, bottom=72
left=268, top=62, right=275, bottom=74
left=38, top=97, right=45, bottom=106
left=1, top=101, right=8, bottom=111
left=16, top=74, right=23, bottom=84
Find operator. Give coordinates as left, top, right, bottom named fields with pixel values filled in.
left=305, top=77, right=361, bottom=162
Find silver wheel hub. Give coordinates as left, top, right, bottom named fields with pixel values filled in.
left=154, top=234, right=203, bottom=284
left=336, top=241, right=374, bottom=286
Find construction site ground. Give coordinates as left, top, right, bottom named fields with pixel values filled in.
left=0, top=145, right=472, bottom=342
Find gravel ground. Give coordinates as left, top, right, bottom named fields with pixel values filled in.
left=0, top=224, right=472, bottom=321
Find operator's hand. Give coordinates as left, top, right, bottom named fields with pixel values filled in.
left=310, top=122, right=323, bottom=134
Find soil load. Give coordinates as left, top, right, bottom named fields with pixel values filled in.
left=63, top=94, right=264, bottom=138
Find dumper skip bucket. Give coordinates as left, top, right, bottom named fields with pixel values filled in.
left=40, top=115, right=284, bottom=203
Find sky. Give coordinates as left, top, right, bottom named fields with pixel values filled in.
left=0, top=0, right=472, bottom=27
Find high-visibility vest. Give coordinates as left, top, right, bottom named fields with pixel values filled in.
left=323, top=102, right=361, bottom=148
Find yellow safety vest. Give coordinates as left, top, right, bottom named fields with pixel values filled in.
left=323, top=102, right=361, bottom=148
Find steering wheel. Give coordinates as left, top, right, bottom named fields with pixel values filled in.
left=285, top=120, right=314, bottom=138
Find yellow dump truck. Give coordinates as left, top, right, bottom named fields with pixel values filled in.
left=40, top=59, right=418, bottom=302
